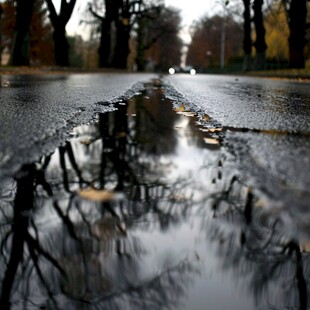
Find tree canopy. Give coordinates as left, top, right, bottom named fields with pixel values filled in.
left=0, top=0, right=308, bottom=70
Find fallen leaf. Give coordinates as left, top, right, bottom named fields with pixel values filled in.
left=79, top=138, right=93, bottom=145
left=175, top=104, right=185, bottom=112
left=203, top=114, right=210, bottom=121
left=300, top=240, right=310, bottom=252
left=117, top=131, right=127, bottom=138
left=78, top=188, right=119, bottom=202
left=207, top=128, right=223, bottom=133
left=177, top=111, right=197, bottom=117
left=204, top=138, right=220, bottom=145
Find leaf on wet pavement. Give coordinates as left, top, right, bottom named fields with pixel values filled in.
left=79, top=138, right=93, bottom=145
left=78, top=188, right=123, bottom=202
left=207, top=128, right=223, bottom=133
left=116, top=131, right=127, bottom=138
left=204, top=138, right=220, bottom=145
left=203, top=114, right=210, bottom=121
left=177, top=111, right=197, bottom=117
left=175, top=104, right=185, bottom=112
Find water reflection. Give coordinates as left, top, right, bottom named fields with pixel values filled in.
left=0, top=83, right=309, bottom=309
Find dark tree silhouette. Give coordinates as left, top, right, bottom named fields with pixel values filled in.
left=186, top=14, right=243, bottom=71
left=135, top=3, right=162, bottom=71
left=0, top=4, right=3, bottom=64
left=87, top=0, right=136, bottom=69
left=0, top=165, right=35, bottom=308
left=10, top=0, right=35, bottom=65
left=45, top=0, right=76, bottom=66
left=282, top=0, right=308, bottom=68
left=111, top=0, right=131, bottom=69
left=252, top=0, right=267, bottom=70
left=89, top=0, right=119, bottom=67
left=136, top=5, right=182, bottom=71
left=242, top=0, right=252, bottom=71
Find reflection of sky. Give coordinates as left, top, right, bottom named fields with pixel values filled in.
left=165, top=116, right=219, bottom=185
left=166, top=0, right=214, bottom=25
left=135, top=218, right=256, bottom=310
left=2, top=83, right=308, bottom=309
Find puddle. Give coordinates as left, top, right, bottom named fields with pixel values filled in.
left=0, top=82, right=308, bottom=309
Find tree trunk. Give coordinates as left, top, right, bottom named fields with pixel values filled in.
left=53, top=27, right=69, bottom=66
left=98, top=20, right=112, bottom=67
left=45, top=0, right=76, bottom=67
left=136, top=19, right=146, bottom=71
left=0, top=5, right=3, bottom=65
left=242, top=0, right=252, bottom=71
left=112, top=21, right=130, bottom=69
left=0, top=165, right=34, bottom=308
left=253, top=0, right=267, bottom=70
left=11, top=0, right=35, bottom=66
left=288, top=0, right=307, bottom=68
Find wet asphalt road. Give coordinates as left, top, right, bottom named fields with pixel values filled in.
left=0, top=73, right=155, bottom=180
left=1, top=72, right=310, bottom=309
left=166, top=74, right=310, bottom=239
left=1, top=72, right=310, bottom=237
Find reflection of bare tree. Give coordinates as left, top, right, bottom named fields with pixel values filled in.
left=0, top=84, right=200, bottom=308
left=89, top=258, right=198, bottom=310
left=59, top=142, right=84, bottom=192
left=204, top=172, right=309, bottom=310
left=2, top=82, right=308, bottom=309
left=132, top=89, right=178, bottom=156
left=0, top=164, right=65, bottom=309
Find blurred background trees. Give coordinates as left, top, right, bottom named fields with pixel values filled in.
left=1, top=0, right=53, bottom=65
left=0, top=0, right=309, bottom=71
left=186, top=14, right=243, bottom=72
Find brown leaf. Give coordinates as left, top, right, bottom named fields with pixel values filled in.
left=177, top=111, right=197, bottom=117
left=175, top=104, right=185, bottom=112
left=204, top=138, right=220, bottom=145
left=78, top=188, right=118, bottom=202
left=79, top=138, right=93, bottom=145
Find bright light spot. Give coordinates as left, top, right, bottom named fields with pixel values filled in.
left=190, top=69, right=196, bottom=75
left=169, top=67, right=175, bottom=75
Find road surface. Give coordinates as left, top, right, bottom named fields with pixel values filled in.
left=0, top=73, right=155, bottom=180
left=0, top=72, right=310, bottom=309
left=165, top=73, right=310, bottom=239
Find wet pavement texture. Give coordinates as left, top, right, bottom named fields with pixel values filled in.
left=0, top=73, right=155, bottom=180
left=0, top=75, right=310, bottom=309
left=166, top=74, right=310, bottom=239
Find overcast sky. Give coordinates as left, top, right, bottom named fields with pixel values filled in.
left=59, top=0, right=219, bottom=43
left=166, top=0, right=215, bottom=26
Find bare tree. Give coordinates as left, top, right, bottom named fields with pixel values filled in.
left=45, top=0, right=77, bottom=66
left=88, top=0, right=119, bottom=67
left=242, top=0, right=252, bottom=71
left=253, top=0, right=267, bottom=69
left=10, top=0, right=35, bottom=66
left=281, top=0, right=308, bottom=68
left=136, top=5, right=182, bottom=71
left=0, top=4, right=3, bottom=64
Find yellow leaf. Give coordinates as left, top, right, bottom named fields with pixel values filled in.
left=79, top=138, right=93, bottom=145
left=175, top=104, right=185, bottom=112
left=177, top=111, right=197, bottom=117
left=78, top=188, right=119, bottom=202
left=203, top=114, right=210, bottom=121
left=207, top=128, right=223, bottom=133
left=204, top=138, right=220, bottom=145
